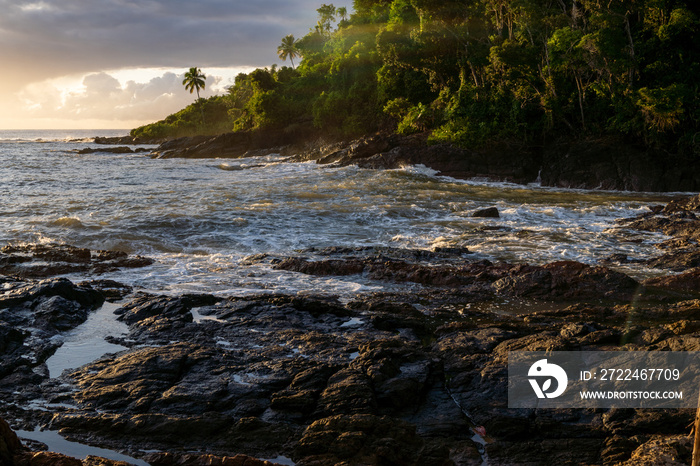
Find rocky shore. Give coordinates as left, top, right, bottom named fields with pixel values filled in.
left=0, top=194, right=700, bottom=464
left=139, top=129, right=700, bottom=192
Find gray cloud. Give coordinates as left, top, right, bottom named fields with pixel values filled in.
left=0, top=0, right=328, bottom=92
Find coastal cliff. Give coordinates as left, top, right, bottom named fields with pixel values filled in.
left=142, top=129, right=700, bottom=192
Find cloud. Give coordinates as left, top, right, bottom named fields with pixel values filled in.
left=0, top=0, right=343, bottom=127
left=18, top=70, right=229, bottom=123
left=0, top=0, right=326, bottom=92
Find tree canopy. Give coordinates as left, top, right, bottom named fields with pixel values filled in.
left=135, top=1, right=700, bottom=157
left=182, top=67, right=206, bottom=99
left=278, top=35, right=301, bottom=68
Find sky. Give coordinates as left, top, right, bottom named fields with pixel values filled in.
left=0, top=0, right=329, bottom=130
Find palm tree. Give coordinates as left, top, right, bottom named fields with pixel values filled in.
left=182, top=67, right=206, bottom=125
left=337, top=7, right=348, bottom=22
left=277, top=35, right=300, bottom=69
left=183, top=67, right=206, bottom=99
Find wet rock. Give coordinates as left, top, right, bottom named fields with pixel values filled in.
left=144, top=452, right=284, bottom=465
left=435, top=327, right=518, bottom=354
left=93, top=135, right=162, bottom=145
left=17, top=451, right=84, bottom=465
left=315, top=133, right=392, bottom=165
left=274, top=257, right=365, bottom=276
left=69, top=343, right=213, bottom=413
left=471, top=207, right=500, bottom=218
left=315, top=367, right=377, bottom=416
left=277, top=247, right=641, bottom=302
left=80, top=280, right=133, bottom=302
left=644, top=250, right=700, bottom=271
left=616, top=434, right=692, bottom=466
left=294, top=414, right=425, bottom=466
left=644, top=268, right=700, bottom=293
left=0, top=278, right=106, bottom=389
left=0, top=278, right=103, bottom=311
left=76, top=147, right=139, bottom=154
left=491, top=261, right=640, bottom=300
left=1, top=416, right=25, bottom=463
left=2, top=416, right=136, bottom=466
left=622, top=195, right=700, bottom=277
left=32, top=296, right=90, bottom=332
left=150, top=131, right=296, bottom=159
left=663, top=193, right=700, bottom=213
left=0, top=244, right=154, bottom=278
left=4, top=234, right=700, bottom=466
left=83, top=457, right=136, bottom=466
left=540, top=136, right=700, bottom=191
left=115, top=294, right=197, bottom=326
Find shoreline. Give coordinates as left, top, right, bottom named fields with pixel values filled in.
left=1, top=194, right=700, bottom=464
left=92, top=128, right=700, bottom=193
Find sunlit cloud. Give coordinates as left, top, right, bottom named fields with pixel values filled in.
left=16, top=67, right=253, bottom=125
left=0, top=0, right=329, bottom=128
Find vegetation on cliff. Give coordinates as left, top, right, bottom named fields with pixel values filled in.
left=132, top=0, right=700, bottom=156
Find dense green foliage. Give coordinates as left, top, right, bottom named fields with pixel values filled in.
left=130, top=96, right=232, bottom=139
left=134, top=1, right=700, bottom=153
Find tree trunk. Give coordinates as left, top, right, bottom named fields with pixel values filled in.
left=624, top=12, right=636, bottom=84
left=575, top=75, right=586, bottom=130
left=196, top=89, right=205, bottom=126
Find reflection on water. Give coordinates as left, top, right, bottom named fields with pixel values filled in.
left=16, top=427, right=149, bottom=465
left=45, top=302, right=128, bottom=378
left=0, top=130, right=681, bottom=297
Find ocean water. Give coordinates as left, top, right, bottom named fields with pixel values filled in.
left=0, top=129, right=679, bottom=297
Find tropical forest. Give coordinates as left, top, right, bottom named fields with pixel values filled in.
left=132, top=0, right=700, bottom=157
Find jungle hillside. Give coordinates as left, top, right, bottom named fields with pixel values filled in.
left=131, top=0, right=700, bottom=156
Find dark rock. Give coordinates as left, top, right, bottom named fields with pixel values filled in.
left=150, top=129, right=305, bottom=159
left=491, top=261, right=641, bottom=301
left=273, top=257, right=365, bottom=276
left=144, top=452, right=284, bottom=465
left=0, top=278, right=103, bottom=310
left=4, top=224, right=700, bottom=466
left=276, top=251, right=640, bottom=302
left=0, top=244, right=153, bottom=279
left=618, top=435, right=692, bottom=465
left=80, top=280, right=133, bottom=302
left=644, top=268, right=700, bottom=293
left=32, top=295, right=91, bottom=332
left=471, top=207, right=500, bottom=218
left=144, top=127, right=700, bottom=191
left=76, top=146, right=135, bottom=154
left=115, top=295, right=197, bottom=326
left=1, top=416, right=25, bottom=464
left=644, top=250, right=700, bottom=271
left=93, top=135, right=163, bottom=145
left=541, top=136, right=700, bottom=191
left=663, top=193, right=700, bottom=213
left=294, top=414, right=425, bottom=466
left=0, top=278, right=106, bottom=386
